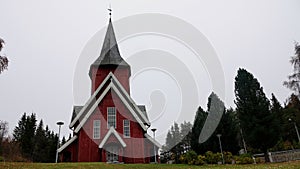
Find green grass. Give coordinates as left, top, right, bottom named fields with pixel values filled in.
left=1, top=161, right=300, bottom=169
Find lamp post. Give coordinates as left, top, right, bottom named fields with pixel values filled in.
left=289, top=118, right=300, bottom=143
left=55, top=121, right=64, bottom=163
left=151, top=128, right=157, bottom=163
left=216, top=134, right=225, bottom=164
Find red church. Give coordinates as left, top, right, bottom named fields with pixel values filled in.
left=58, top=15, right=161, bottom=163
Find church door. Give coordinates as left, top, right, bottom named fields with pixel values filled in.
left=106, top=145, right=119, bottom=163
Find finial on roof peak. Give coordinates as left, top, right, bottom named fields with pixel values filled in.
left=108, top=4, right=112, bottom=19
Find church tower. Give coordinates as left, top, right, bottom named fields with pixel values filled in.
left=89, top=17, right=131, bottom=94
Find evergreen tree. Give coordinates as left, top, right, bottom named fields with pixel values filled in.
left=180, top=121, right=192, bottom=151
left=191, top=106, right=208, bottom=154
left=13, top=113, right=37, bottom=160
left=61, top=136, right=66, bottom=145
left=282, top=94, right=300, bottom=143
left=270, top=93, right=284, bottom=140
left=235, top=68, right=280, bottom=161
left=33, top=120, right=47, bottom=162
left=68, top=133, right=72, bottom=141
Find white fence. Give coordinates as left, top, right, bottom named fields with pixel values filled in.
left=253, top=149, right=300, bottom=163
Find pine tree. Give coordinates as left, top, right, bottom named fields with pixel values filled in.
left=235, top=68, right=280, bottom=161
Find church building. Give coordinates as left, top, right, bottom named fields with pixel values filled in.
left=58, top=14, right=161, bottom=163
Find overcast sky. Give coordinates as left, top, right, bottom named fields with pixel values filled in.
left=1, top=0, right=300, bottom=144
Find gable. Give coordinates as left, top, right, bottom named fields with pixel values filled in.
left=99, top=127, right=126, bottom=148
left=71, top=73, right=150, bottom=133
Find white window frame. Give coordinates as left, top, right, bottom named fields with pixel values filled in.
left=93, top=120, right=101, bottom=139
left=107, top=107, right=116, bottom=129
left=123, top=119, right=130, bottom=138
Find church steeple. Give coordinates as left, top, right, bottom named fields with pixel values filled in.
left=90, top=15, right=130, bottom=68
left=89, top=13, right=131, bottom=94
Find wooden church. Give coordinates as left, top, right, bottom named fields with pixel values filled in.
left=58, top=14, right=161, bottom=163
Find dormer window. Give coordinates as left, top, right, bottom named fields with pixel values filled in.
left=107, top=107, right=116, bottom=128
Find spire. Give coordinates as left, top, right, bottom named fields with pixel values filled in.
left=91, top=10, right=130, bottom=68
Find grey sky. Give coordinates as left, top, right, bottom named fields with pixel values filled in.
left=0, top=0, right=300, bottom=144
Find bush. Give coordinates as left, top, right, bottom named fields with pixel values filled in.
left=195, top=155, right=205, bottom=165
left=0, top=156, right=4, bottom=162
left=234, top=154, right=254, bottom=164
left=204, top=151, right=223, bottom=164
left=223, top=151, right=233, bottom=164
left=185, top=150, right=198, bottom=165
left=204, top=151, right=214, bottom=164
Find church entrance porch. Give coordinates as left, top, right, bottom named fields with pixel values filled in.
left=102, top=143, right=124, bottom=163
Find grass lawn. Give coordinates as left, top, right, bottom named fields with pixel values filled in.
left=1, top=161, right=300, bottom=169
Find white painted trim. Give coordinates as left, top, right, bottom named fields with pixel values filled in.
left=144, top=133, right=162, bottom=148
left=111, top=84, right=148, bottom=131
left=57, top=135, right=78, bottom=153
left=99, top=127, right=126, bottom=148
left=70, top=72, right=114, bottom=128
left=74, top=83, right=112, bottom=133
left=74, top=78, right=149, bottom=133
left=110, top=74, right=150, bottom=125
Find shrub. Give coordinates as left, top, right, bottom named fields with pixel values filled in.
left=195, top=155, right=205, bottom=165
left=223, top=151, right=233, bottom=164
left=204, top=151, right=214, bottom=164
left=234, top=154, right=254, bottom=164
left=185, top=150, right=198, bottom=165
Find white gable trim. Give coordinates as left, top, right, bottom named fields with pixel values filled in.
left=57, top=135, right=78, bottom=153
left=74, top=81, right=148, bottom=133
left=70, top=72, right=114, bottom=128
left=110, top=74, right=150, bottom=125
left=111, top=84, right=148, bottom=131
left=74, top=83, right=112, bottom=133
left=144, top=133, right=162, bottom=148
left=99, top=127, right=126, bottom=148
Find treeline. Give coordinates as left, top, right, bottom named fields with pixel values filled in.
left=1, top=113, right=58, bottom=162
left=161, top=43, right=300, bottom=163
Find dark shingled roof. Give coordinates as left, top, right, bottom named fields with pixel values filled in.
left=91, top=18, right=130, bottom=67
left=137, top=105, right=149, bottom=122
left=71, top=106, right=83, bottom=122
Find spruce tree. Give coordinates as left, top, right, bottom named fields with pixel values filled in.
left=191, top=106, right=208, bottom=154
left=235, top=68, right=279, bottom=161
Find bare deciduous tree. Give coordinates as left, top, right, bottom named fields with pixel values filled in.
left=0, top=38, right=9, bottom=74
left=284, top=42, right=300, bottom=97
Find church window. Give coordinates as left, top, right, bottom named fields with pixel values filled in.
left=123, top=119, right=130, bottom=138
left=107, top=107, right=116, bottom=128
left=93, top=120, right=100, bottom=139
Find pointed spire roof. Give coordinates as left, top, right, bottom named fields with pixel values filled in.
left=91, top=18, right=130, bottom=67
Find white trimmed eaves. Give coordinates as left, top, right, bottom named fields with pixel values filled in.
left=110, top=74, right=150, bottom=125
left=74, top=81, right=148, bottom=133
left=69, top=72, right=114, bottom=128
left=57, top=135, right=78, bottom=153
left=74, top=83, right=112, bottom=133
left=99, top=127, right=126, bottom=148
left=110, top=84, right=147, bottom=131
left=144, top=133, right=162, bottom=148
